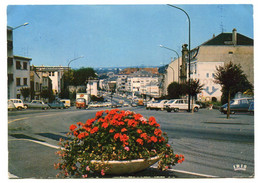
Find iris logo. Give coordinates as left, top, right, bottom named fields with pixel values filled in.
left=233, top=164, right=247, bottom=171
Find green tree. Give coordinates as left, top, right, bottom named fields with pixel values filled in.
left=72, top=67, right=97, bottom=86
left=214, top=61, right=253, bottom=119
left=20, top=87, right=30, bottom=101
left=167, top=82, right=188, bottom=99
left=40, top=89, right=54, bottom=102
left=189, top=79, right=204, bottom=112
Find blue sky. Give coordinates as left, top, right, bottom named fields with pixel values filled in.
left=7, top=4, right=254, bottom=68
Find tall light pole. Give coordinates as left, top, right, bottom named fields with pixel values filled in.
left=12, top=22, right=29, bottom=30
left=159, top=45, right=180, bottom=83
left=67, top=55, right=84, bottom=91
left=167, top=4, right=191, bottom=112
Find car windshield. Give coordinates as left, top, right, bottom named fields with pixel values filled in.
left=168, top=100, right=175, bottom=104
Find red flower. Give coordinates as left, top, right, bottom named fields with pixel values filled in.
left=128, top=119, right=138, bottom=127
left=154, top=129, right=162, bottom=136
left=69, top=124, right=77, bottom=131
left=109, top=129, right=115, bottom=133
left=136, top=138, right=143, bottom=145
left=90, top=127, right=99, bottom=134
left=120, top=134, right=129, bottom=142
left=114, top=133, right=120, bottom=141
left=101, top=122, right=109, bottom=129
left=86, top=119, right=95, bottom=126
left=95, top=111, right=104, bottom=118
left=150, top=136, right=158, bottom=143
left=78, top=132, right=89, bottom=139
left=159, top=136, right=165, bottom=142
left=149, top=116, right=160, bottom=127
left=121, top=128, right=127, bottom=132
left=77, top=122, right=83, bottom=126
left=133, top=113, right=143, bottom=121
left=137, top=129, right=142, bottom=134
left=140, top=133, right=148, bottom=140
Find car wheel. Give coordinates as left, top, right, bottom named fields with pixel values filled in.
left=194, top=107, right=199, bottom=112
left=24, top=105, right=28, bottom=109
left=17, top=106, right=23, bottom=110
left=167, top=109, right=172, bottom=112
left=174, top=108, right=179, bottom=112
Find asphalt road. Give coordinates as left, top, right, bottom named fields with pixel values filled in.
left=8, top=106, right=254, bottom=179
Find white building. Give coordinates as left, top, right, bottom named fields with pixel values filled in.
left=87, top=80, right=98, bottom=96
left=8, top=55, right=31, bottom=100
left=126, top=70, right=159, bottom=97
left=34, top=66, right=68, bottom=95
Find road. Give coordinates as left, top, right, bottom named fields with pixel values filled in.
left=8, top=106, right=254, bottom=178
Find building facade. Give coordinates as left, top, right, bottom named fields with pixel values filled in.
left=162, top=28, right=253, bottom=101
left=33, top=66, right=69, bottom=95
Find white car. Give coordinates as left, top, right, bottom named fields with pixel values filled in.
left=8, top=99, right=25, bottom=110
left=163, top=99, right=177, bottom=110
left=165, top=99, right=200, bottom=112
left=150, top=100, right=168, bottom=111
left=8, top=100, right=16, bottom=111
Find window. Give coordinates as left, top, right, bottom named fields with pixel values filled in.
left=49, top=72, right=52, bottom=76
left=206, top=73, right=209, bottom=78
left=16, top=61, right=21, bottom=70
left=212, top=73, right=215, bottom=78
left=23, top=62, right=28, bottom=70
left=17, top=94, right=21, bottom=99
left=16, top=78, right=21, bottom=86
left=23, top=78, right=28, bottom=86
left=52, top=72, right=55, bottom=76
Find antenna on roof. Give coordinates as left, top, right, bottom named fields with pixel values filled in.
left=218, top=5, right=225, bottom=33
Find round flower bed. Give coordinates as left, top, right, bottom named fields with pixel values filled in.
left=54, top=109, right=184, bottom=178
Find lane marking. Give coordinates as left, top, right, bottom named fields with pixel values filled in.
left=8, top=117, right=29, bottom=123
left=8, top=138, right=64, bottom=150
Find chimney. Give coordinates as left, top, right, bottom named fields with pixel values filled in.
left=232, top=28, right=237, bottom=45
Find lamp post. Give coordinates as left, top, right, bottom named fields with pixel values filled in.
left=67, top=55, right=84, bottom=93
left=167, top=4, right=191, bottom=112
left=12, top=22, right=29, bottom=30
left=159, top=45, right=180, bottom=83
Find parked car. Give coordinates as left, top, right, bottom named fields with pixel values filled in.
left=60, top=99, right=71, bottom=109
left=165, top=99, right=200, bottom=112
left=8, top=100, right=16, bottom=111
left=24, top=100, right=50, bottom=110
left=48, top=101, right=65, bottom=109
left=9, top=99, right=25, bottom=110
left=220, top=97, right=253, bottom=114
left=150, top=100, right=168, bottom=111
left=163, top=99, right=177, bottom=110
left=146, top=100, right=155, bottom=110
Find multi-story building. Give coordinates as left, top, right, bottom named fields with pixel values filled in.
left=162, top=28, right=253, bottom=101
left=126, top=70, right=159, bottom=97
left=33, top=66, right=69, bottom=95
left=8, top=26, right=31, bottom=100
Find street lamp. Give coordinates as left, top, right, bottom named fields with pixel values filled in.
left=67, top=55, right=84, bottom=89
left=159, top=45, right=180, bottom=83
left=167, top=4, right=191, bottom=112
left=12, top=22, right=29, bottom=30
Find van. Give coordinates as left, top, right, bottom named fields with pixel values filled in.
left=60, top=99, right=71, bottom=109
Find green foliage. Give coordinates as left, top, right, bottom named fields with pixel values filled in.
left=167, top=82, right=188, bottom=99
left=72, top=67, right=97, bottom=86
left=20, top=87, right=30, bottom=101
left=214, top=61, right=253, bottom=104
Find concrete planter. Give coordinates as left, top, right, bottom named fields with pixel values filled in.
left=91, top=156, right=161, bottom=175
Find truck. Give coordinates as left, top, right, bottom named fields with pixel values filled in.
left=76, top=93, right=90, bottom=109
